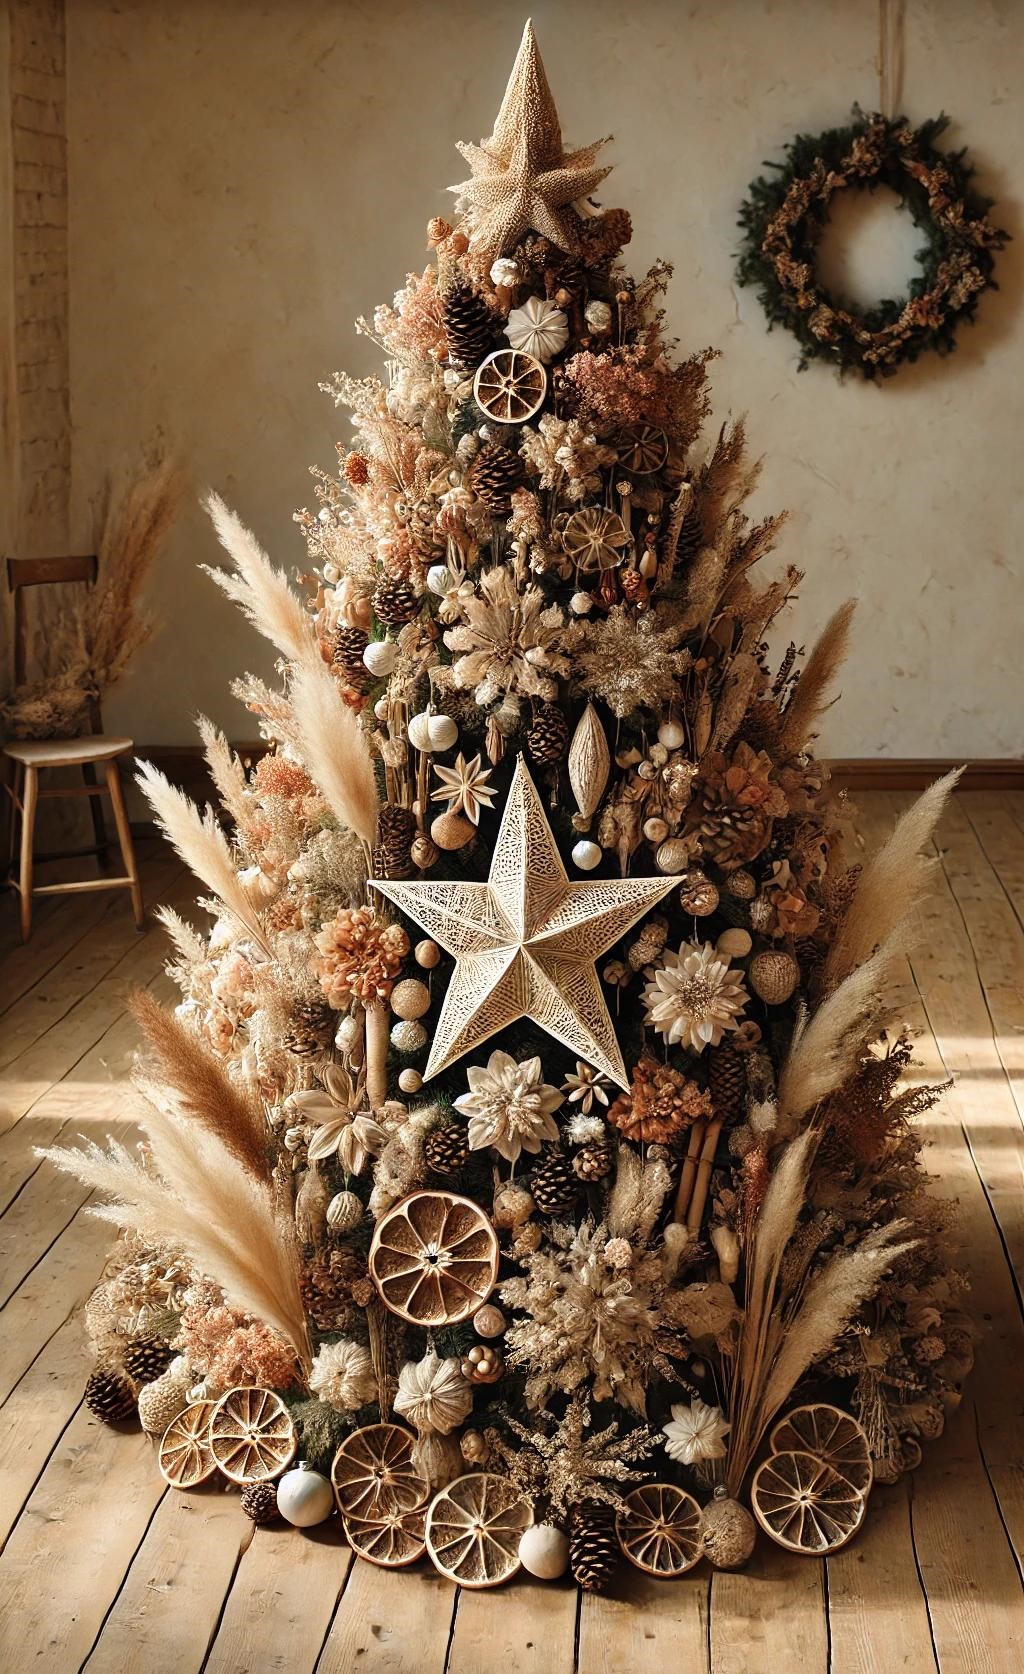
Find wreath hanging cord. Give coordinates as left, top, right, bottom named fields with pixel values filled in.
left=736, top=109, right=1008, bottom=380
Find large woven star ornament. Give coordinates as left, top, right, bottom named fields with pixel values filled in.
left=449, top=19, right=611, bottom=257
left=370, top=757, right=681, bottom=1089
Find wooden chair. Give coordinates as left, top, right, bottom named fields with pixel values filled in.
left=3, top=555, right=144, bottom=940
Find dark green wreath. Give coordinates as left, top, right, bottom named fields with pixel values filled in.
left=736, top=109, right=1008, bottom=379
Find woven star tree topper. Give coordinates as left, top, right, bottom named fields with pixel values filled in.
left=370, top=757, right=680, bottom=1088
left=449, top=18, right=611, bottom=256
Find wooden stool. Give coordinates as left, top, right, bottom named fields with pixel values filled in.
left=2, top=555, right=145, bottom=941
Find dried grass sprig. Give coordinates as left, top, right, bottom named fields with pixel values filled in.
left=136, top=759, right=271, bottom=954
left=289, top=654, right=379, bottom=846
left=197, top=715, right=254, bottom=834
left=203, top=491, right=314, bottom=663
left=824, top=770, right=961, bottom=989
left=776, top=947, right=890, bottom=1126
left=777, top=599, right=856, bottom=759
left=154, top=904, right=207, bottom=969
left=131, top=988, right=270, bottom=1182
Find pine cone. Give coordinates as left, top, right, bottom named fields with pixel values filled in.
left=471, top=441, right=525, bottom=515
left=423, top=1124, right=470, bottom=1176
left=526, top=704, right=569, bottom=766
left=569, top=1502, right=620, bottom=1592
left=121, top=1337, right=174, bottom=1387
left=443, top=278, right=497, bottom=366
left=708, top=1042, right=746, bottom=1122
left=331, top=625, right=371, bottom=690
left=282, top=997, right=335, bottom=1060
left=372, top=576, right=420, bottom=627
left=85, top=1366, right=137, bottom=1424
left=372, top=804, right=417, bottom=881
left=241, top=1482, right=279, bottom=1524
left=529, top=1148, right=578, bottom=1216
left=573, top=1142, right=612, bottom=1182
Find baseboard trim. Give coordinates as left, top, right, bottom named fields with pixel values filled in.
left=828, top=759, right=1024, bottom=791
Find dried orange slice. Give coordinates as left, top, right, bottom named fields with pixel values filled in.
left=751, top=1449, right=867, bottom=1554
left=473, top=349, right=547, bottom=424
left=769, top=1403, right=873, bottom=1496
left=616, top=1483, right=703, bottom=1577
left=343, top=1506, right=427, bottom=1568
left=158, top=1400, right=217, bottom=1488
left=207, top=1387, right=297, bottom=1484
left=425, top=1472, right=533, bottom=1588
left=331, top=1423, right=428, bottom=1521
left=368, top=1190, right=500, bottom=1326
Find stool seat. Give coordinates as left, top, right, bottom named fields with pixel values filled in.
left=4, top=735, right=134, bottom=768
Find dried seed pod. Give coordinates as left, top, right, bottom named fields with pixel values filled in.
left=568, top=702, right=611, bottom=820
left=749, top=950, right=800, bottom=1005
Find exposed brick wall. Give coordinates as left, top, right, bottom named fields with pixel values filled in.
left=9, top=0, right=69, bottom=553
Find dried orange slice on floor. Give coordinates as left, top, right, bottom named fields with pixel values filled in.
left=331, top=1423, right=428, bottom=1521
left=158, top=1399, right=217, bottom=1488
left=207, top=1387, right=297, bottom=1484
left=751, top=1449, right=867, bottom=1554
left=368, top=1190, right=500, bottom=1326
left=343, top=1507, right=427, bottom=1568
left=616, top=1483, right=703, bottom=1577
left=769, top=1403, right=873, bottom=1496
left=425, top=1472, right=533, bottom=1588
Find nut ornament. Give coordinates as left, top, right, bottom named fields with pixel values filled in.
left=425, top=1472, right=533, bottom=1587
left=616, top=1483, right=704, bottom=1577
left=368, top=1190, right=500, bottom=1325
left=207, top=1387, right=297, bottom=1484
left=331, top=1423, right=429, bottom=1521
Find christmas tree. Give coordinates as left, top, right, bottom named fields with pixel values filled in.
left=46, top=22, right=970, bottom=1586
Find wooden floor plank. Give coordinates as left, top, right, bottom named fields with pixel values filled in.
left=960, top=794, right=1024, bottom=934
left=0, top=1204, right=112, bottom=1404
left=0, top=1407, right=166, bottom=1673
left=316, top=1558, right=456, bottom=1673
left=826, top=1480, right=938, bottom=1674
left=81, top=1485, right=247, bottom=1674
left=577, top=1568, right=710, bottom=1673
left=0, top=1312, right=91, bottom=1546
left=202, top=1522, right=351, bottom=1674
left=709, top=1546, right=828, bottom=1673
left=447, top=1579, right=578, bottom=1674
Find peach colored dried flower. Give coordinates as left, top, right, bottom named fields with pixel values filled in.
left=373, top=267, right=447, bottom=362
left=344, top=451, right=370, bottom=486
left=315, top=906, right=410, bottom=1007
left=255, top=755, right=317, bottom=803
left=175, top=1286, right=299, bottom=1391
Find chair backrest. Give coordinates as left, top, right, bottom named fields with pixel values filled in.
left=7, top=555, right=101, bottom=729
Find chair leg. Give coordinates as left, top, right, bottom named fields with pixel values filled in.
left=19, top=765, right=39, bottom=942
left=103, top=758, right=145, bottom=928
left=83, top=760, right=111, bottom=869
left=3, top=760, right=22, bottom=881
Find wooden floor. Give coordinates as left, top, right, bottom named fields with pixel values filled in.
left=0, top=791, right=1022, bottom=1674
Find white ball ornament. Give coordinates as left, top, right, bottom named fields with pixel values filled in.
left=426, top=564, right=451, bottom=595
left=518, top=1523, right=570, bottom=1580
left=276, top=1465, right=334, bottom=1528
left=391, top=1018, right=427, bottom=1053
left=657, top=719, right=686, bottom=750
left=390, top=978, right=431, bottom=1021
left=373, top=697, right=389, bottom=721
left=408, top=710, right=459, bottom=753
left=415, top=938, right=441, bottom=969
left=571, top=839, right=602, bottom=872
left=363, top=639, right=398, bottom=678
left=326, top=1190, right=364, bottom=1232
left=398, top=1067, right=423, bottom=1094
left=335, top=1014, right=361, bottom=1054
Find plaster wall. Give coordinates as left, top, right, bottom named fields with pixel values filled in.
left=64, top=0, right=1023, bottom=756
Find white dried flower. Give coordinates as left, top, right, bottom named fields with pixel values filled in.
left=562, top=1060, right=611, bottom=1116
left=309, top=1339, right=377, bottom=1413
left=662, top=1398, right=731, bottom=1465
left=642, top=942, right=749, bottom=1052
left=394, top=1351, right=473, bottom=1435
left=454, top=1050, right=563, bottom=1163
left=604, top=1236, right=633, bottom=1270
left=566, top=1111, right=607, bottom=1146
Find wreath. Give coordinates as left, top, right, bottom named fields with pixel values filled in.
left=736, top=110, right=1008, bottom=379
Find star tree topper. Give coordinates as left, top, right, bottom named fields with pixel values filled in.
left=449, top=18, right=611, bottom=257
left=369, top=757, right=681, bottom=1089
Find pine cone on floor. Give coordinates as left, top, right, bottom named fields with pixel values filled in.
left=241, top=1482, right=279, bottom=1524
left=569, top=1502, right=620, bottom=1592
left=526, top=704, right=569, bottom=766
left=471, top=442, right=525, bottom=515
left=372, top=576, right=420, bottom=627
left=423, top=1124, right=470, bottom=1176
left=530, top=1148, right=578, bottom=1216
left=442, top=278, right=497, bottom=367
left=282, top=997, right=336, bottom=1060
left=708, top=1042, right=746, bottom=1123
left=331, top=625, right=371, bottom=690
left=85, top=1366, right=137, bottom=1424
left=573, top=1143, right=612, bottom=1182
left=121, top=1338, right=174, bottom=1387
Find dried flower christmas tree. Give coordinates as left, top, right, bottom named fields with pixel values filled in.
left=44, top=20, right=970, bottom=1584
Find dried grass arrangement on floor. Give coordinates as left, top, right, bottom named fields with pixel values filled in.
left=43, top=22, right=971, bottom=1592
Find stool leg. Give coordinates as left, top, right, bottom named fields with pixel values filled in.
left=4, top=760, right=22, bottom=881
left=19, top=765, right=39, bottom=941
left=103, top=758, right=144, bottom=928
left=83, top=760, right=111, bottom=869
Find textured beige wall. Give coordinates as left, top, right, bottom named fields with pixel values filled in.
left=66, top=0, right=1023, bottom=756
